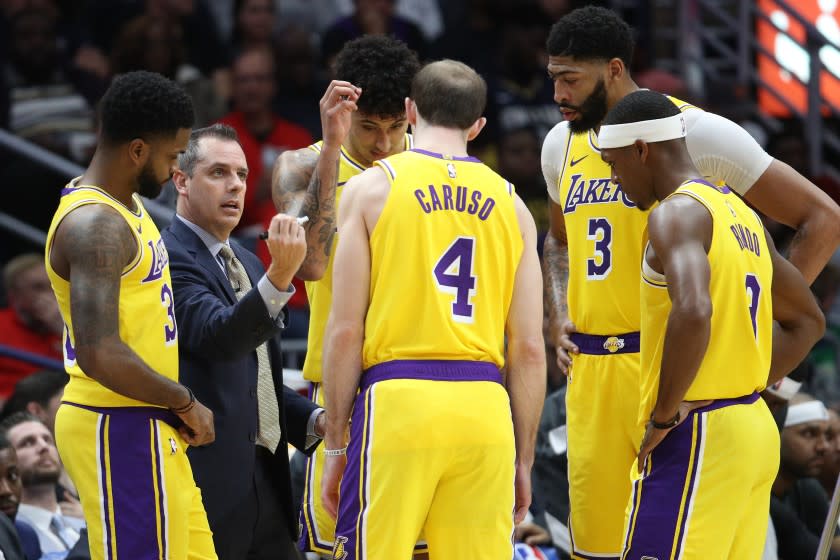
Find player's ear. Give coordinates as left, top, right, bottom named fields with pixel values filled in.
left=608, top=57, right=625, bottom=82
left=128, top=138, right=150, bottom=167
left=466, top=117, right=487, bottom=142
left=634, top=139, right=649, bottom=163
left=406, top=98, right=418, bottom=126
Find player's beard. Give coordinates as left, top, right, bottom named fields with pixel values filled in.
left=137, top=162, right=165, bottom=199
left=567, top=78, right=609, bottom=135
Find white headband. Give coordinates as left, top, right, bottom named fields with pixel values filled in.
left=597, top=114, right=687, bottom=149
left=784, top=400, right=830, bottom=428
left=766, top=377, right=803, bottom=401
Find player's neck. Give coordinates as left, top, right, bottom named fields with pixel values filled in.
left=771, top=470, right=795, bottom=497
left=412, top=127, right=469, bottom=158
left=80, top=149, right=138, bottom=208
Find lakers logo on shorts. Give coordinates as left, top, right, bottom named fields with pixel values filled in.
left=603, top=336, right=625, bottom=353
left=333, top=536, right=349, bottom=560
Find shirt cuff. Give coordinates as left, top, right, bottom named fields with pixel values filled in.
left=305, top=408, right=325, bottom=450
left=257, top=275, right=295, bottom=325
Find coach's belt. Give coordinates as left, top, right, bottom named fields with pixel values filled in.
left=569, top=332, right=640, bottom=355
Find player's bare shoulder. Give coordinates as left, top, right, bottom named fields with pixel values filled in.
left=51, top=203, right=136, bottom=279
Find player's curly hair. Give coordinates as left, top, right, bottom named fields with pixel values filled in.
left=99, top=70, right=195, bottom=144
left=547, top=6, right=635, bottom=66
left=603, top=90, right=680, bottom=126
left=334, top=35, right=420, bottom=118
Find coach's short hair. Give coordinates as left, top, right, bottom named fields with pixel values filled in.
left=0, top=370, right=69, bottom=422
left=411, top=60, right=486, bottom=130
left=99, top=70, right=195, bottom=144
left=334, top=35, right=420, bottom=118
left=547, top=6, right=635, bottom=66
left=602, top=90, right=681, bottom=126
left=0, top=412, right=42, bottom=438
left=178, top=124, right=240, bottom=177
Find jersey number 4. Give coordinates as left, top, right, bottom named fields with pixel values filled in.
left=434, top=237, right=477, bottom=323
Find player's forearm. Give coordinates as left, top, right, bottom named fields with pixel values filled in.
left=322, top=320, right=364, bottom=449
left=507, top=337, right=546, bottom=464
left=653, top=304, right=711, bottom=421
left=542, top=233, right=569, bottom=344
left=75, top=337, right=190, bottom=409
left=787, top=207, right=840, bottom=284
left=297, top=144, right=341, bottom=280
left=768, top=313, right=825, bottom=385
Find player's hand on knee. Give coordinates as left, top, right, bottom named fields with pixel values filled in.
left=176, top=400, right=215, bottom=447
left=555, top=319, right=579, bottom=375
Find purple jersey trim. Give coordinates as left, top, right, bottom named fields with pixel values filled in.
left=410, top=148, right=482, bottom=163
left=569, top=332, right=640, bottom=355
left=684, top=178, right=732, bottom=194
left=361, top=359, right=502, bottom=390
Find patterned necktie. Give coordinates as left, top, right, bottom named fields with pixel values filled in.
left=218, top=245, right=282, bottom=452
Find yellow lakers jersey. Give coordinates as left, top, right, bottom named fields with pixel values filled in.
left=46, top=182, right=179, bottom=407
left=556, top=96, right=698, bottom=335
left=363, top=149, right=523, bottom=369
left=640, top=180, right=772, bottom=417
left=303, top=135, right=412, bottom=382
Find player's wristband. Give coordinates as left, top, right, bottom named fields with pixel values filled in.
left=650, top=410, right=680, bottom=430
left=324, top=447, right=347, bottom=456
left=171, top=387, right=196, bottom=414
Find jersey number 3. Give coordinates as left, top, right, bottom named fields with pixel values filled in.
left=587, top=217, right=612, bottom=279
left=745, top=274, right=761, bottom=338
left=434, top=237, right=477, bottom=323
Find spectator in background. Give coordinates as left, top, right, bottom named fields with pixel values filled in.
left=110, top=15, right=226, bottom=127
left=0, top=370, right=68, bottom=434
left=0, top=255, right=63, bottom=399
left=273, top=23, right=326, bottom=139
left=0, top=432, right=41, bottom=560
left=804, top=263, right=840, bottom=408
left=4, top=4, right=102, bottom=163
left=230, top=0, right=276, bottom=57
left=820, top=408, right=840, bottom=497
left=321, top=0, right=428, bottom=69
left=219, top=48, right=313, bottom=233
left=771, top=393, right=840, bottom=558
left=497, top=125, right=547, bottom=230
left=1, top=414, right=83, bottom=557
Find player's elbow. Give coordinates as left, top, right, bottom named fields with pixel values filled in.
left=817, top=199, right=840, bottom=252
left=296, top=260, right=327, bottom=282
left=507, top=336, right=547, bottom=369
left=804, top=305, right=827, bottom=348
left=74, top=344, right=110, bottom=384
left=673, top=297, right=712, bottom=330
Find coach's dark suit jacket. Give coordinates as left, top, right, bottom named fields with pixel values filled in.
left=162, top=217, right=318, bottom=548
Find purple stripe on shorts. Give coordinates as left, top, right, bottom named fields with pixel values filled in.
left=152, top=422, right=167, bottom=557
left=106, top=410, right=162, bottom=559
left=569, top=332, right=640, bottom=355
left=622, top=415, right=696, bottom=559
left=98, top=416, right=113, bottom=560
left=361, top=360, right=502, bottom=389
left=674, top=414, right=704, bottom=558
left=334, top=387, right=374, bottom=559
left=411, top=148, right=482, bottom=163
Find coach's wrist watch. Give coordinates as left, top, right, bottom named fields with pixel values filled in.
left=649, top=410, right=680, bottom=430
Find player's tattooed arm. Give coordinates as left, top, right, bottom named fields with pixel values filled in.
left=57, top=205, right=190, bottom=410
left=544, top=200, right=577, bottom=373
left=272, top=147, right=339, bottom=281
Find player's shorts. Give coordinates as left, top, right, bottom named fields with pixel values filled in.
left=566, top=332, right=644, bottom=560
left=55, top=402, right=216, bottom=560
left=333, top=360, right=515, bottom=560
left=300, top=382, right=430, bottom=557
left=621, top=393, right=779, bottom=560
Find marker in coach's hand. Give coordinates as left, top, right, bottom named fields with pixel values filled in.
left=259, top=216, right=309, bottom=240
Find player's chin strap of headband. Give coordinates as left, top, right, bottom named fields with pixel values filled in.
left=784, top=400, right=830, bottom=428
left=597, top=113, right=687, bottom=149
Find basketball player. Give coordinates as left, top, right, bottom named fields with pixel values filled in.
left=46, top=71, right=217, bottom=560
left=271, top=35, right=420, bottom=557
left=320, top=59, right=546, bottom=560
left=541, top=7, right=840, bottom=558
left=597, top=89, right=824, bottom=559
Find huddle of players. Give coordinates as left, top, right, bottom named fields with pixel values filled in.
left=284, top=7, right=836, bottom=560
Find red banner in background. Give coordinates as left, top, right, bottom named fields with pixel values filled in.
left=757, top=0, right=840, bottom=116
